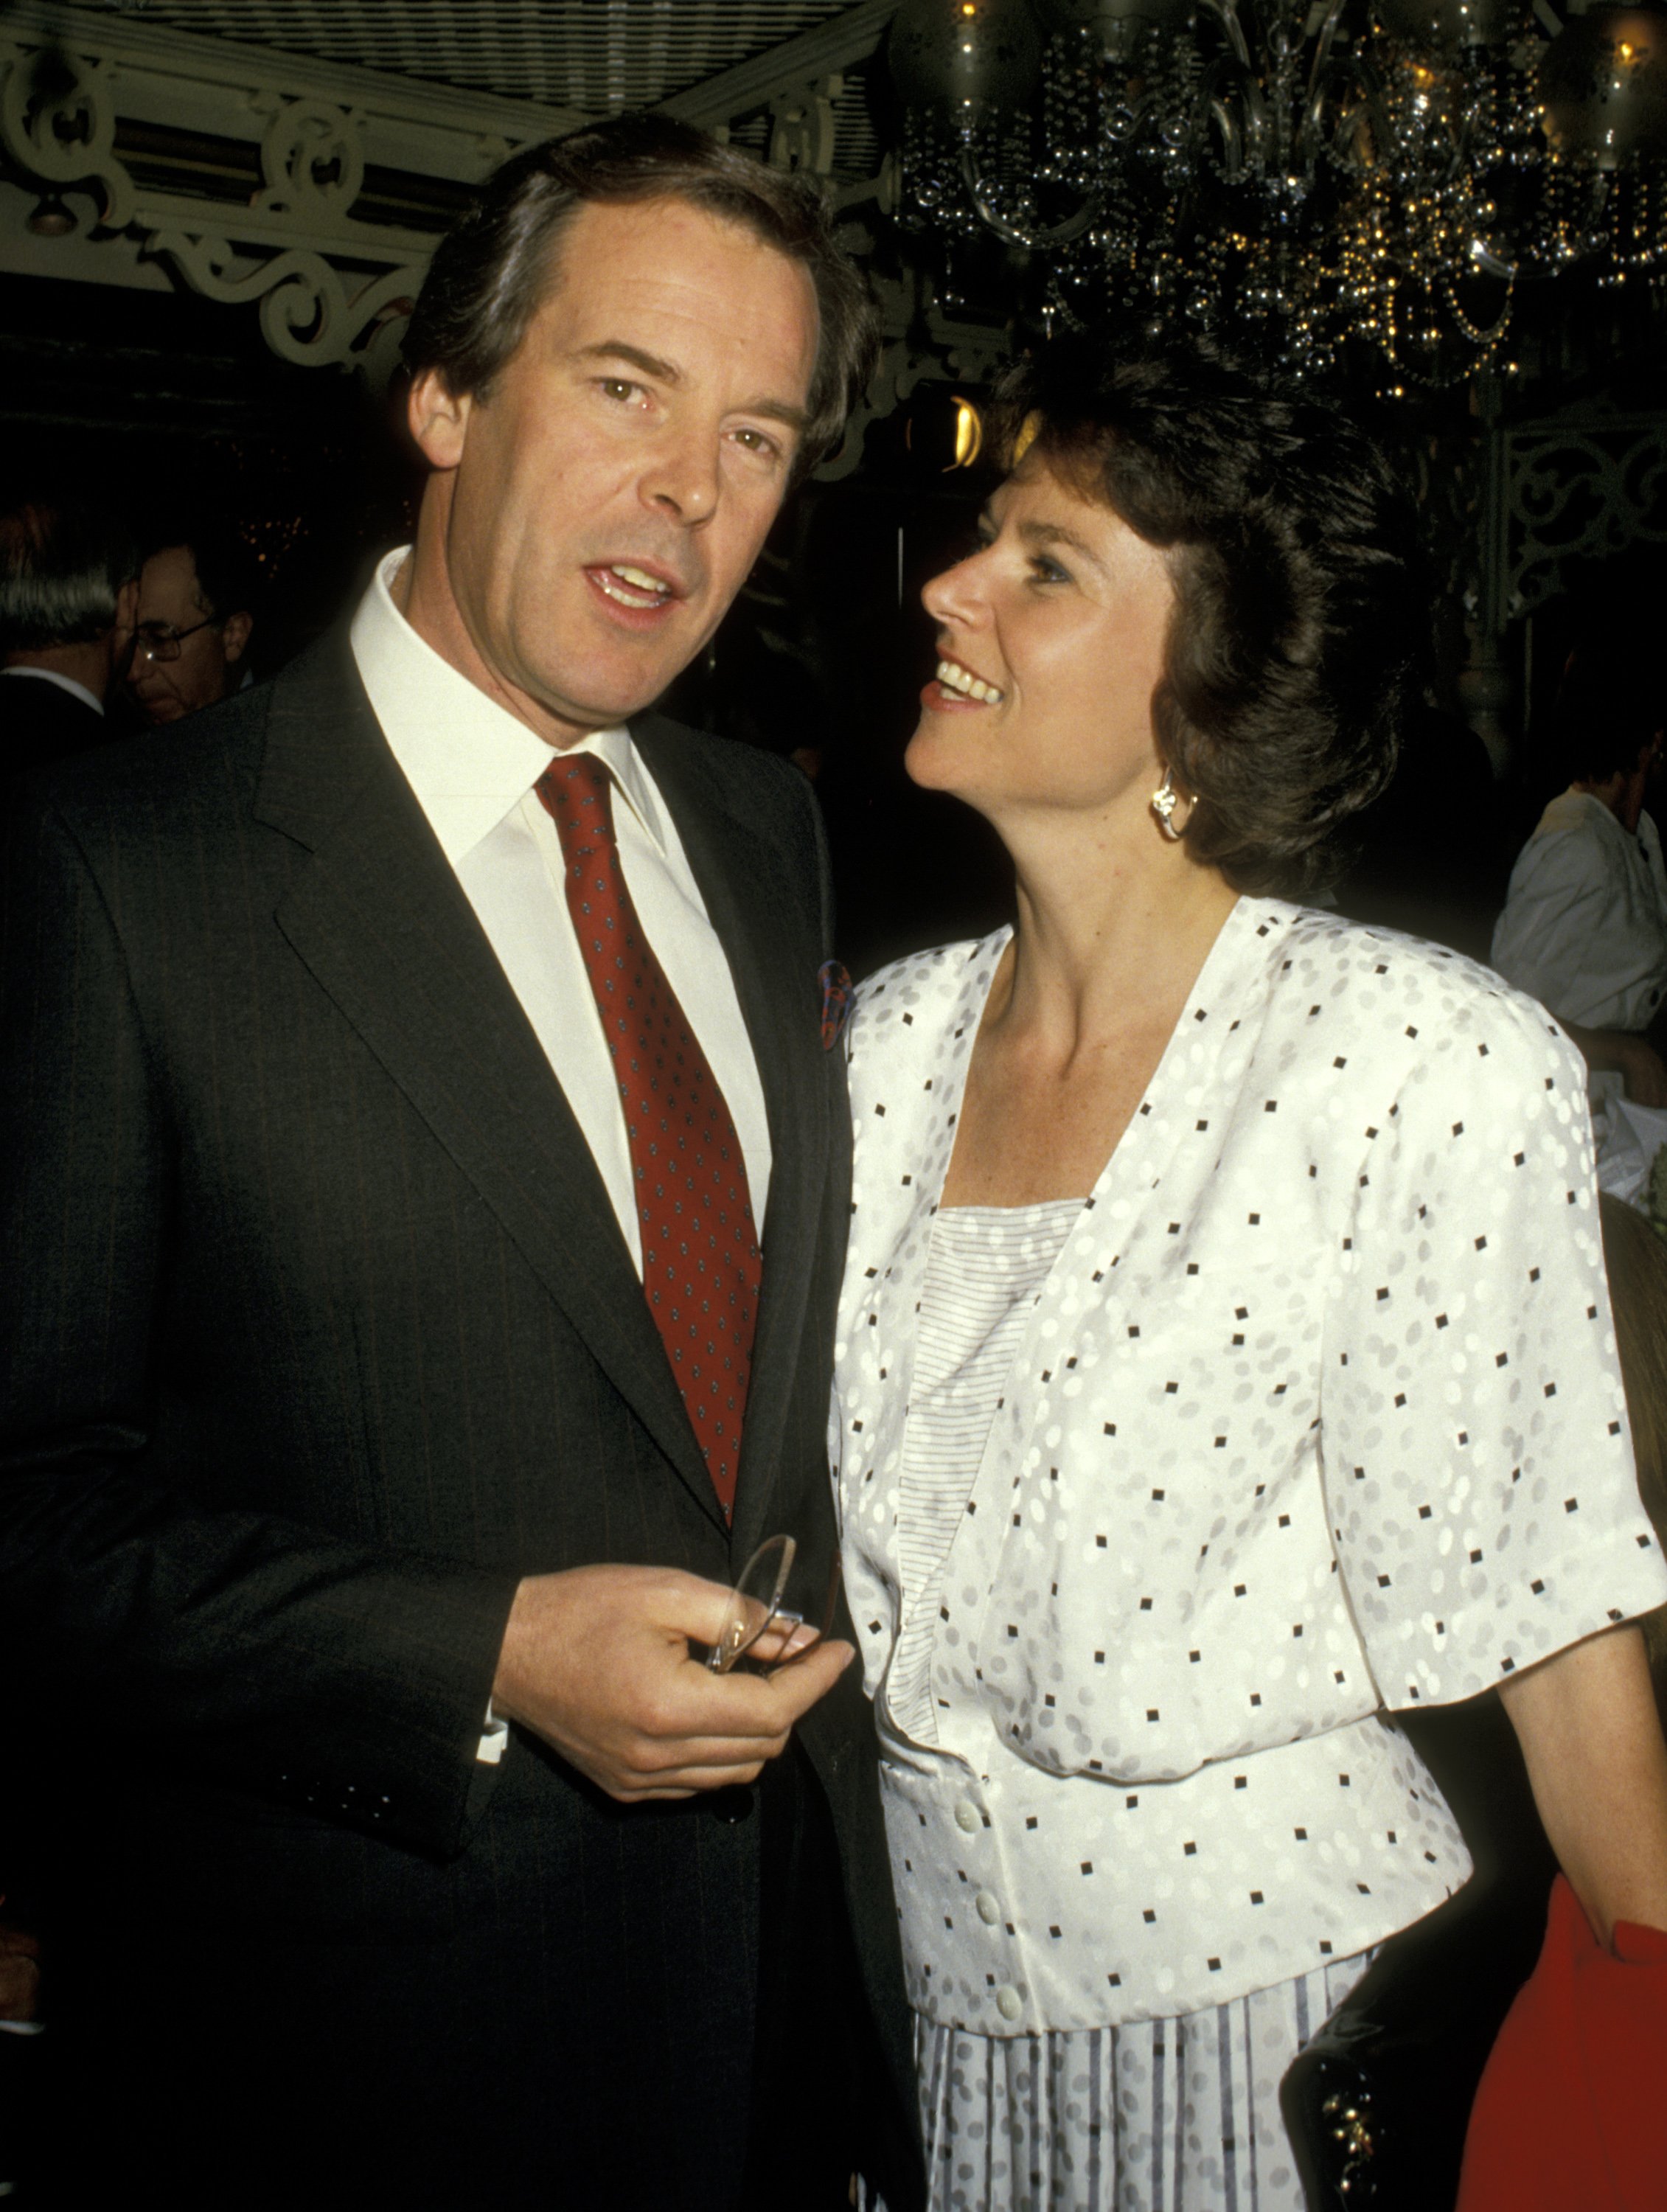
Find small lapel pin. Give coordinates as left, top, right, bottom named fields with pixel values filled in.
left=818, top=959, right=852, bottom=1052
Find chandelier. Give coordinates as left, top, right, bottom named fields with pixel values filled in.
left=888, top=0, right=1667, bottom=383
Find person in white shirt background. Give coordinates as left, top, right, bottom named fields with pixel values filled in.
left=1492, top=658, right=1667, bottom=1108
left=833, top=346, right=1667, bottom=2212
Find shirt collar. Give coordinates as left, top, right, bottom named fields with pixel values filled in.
left=0, top=666, right=104, bottom=716
left=349, top=546, right=664, bottom=867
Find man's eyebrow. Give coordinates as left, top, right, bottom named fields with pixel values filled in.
left=574, top=340, right=681, bottom=383
left=573, top=340, right=810, bottom=438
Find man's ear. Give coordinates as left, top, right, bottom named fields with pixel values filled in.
left=407, top=369, right=472, bottom=469
left=114, top=576, right=139, bottom=634
left=221, top=611, right=253, bottom=668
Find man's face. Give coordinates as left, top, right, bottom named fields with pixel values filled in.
left=128, top=545, right=249, bottom=726
left=403, top=195, right=820, bottom=745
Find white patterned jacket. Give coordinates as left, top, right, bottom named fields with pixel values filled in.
left=833, top=900, right=1667, bottom=2030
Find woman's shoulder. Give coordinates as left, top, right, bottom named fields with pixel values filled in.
left=1270, top=902, right=1583, bottom=1095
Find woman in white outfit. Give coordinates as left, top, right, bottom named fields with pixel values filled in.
left=832, top=349, right=1667, bottom=2211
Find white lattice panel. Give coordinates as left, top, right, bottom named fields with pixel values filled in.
left=76, top=1, right=861, bottom=111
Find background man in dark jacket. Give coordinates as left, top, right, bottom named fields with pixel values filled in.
left=1, top=116, right=918, bottom=2212
left=125, top=516, right=259, bottom=727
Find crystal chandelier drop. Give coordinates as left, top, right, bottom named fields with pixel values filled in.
left=888, top=0, right=1667, bottom=382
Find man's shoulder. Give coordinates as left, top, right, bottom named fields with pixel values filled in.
left=630, top=711, right=811, bottom=834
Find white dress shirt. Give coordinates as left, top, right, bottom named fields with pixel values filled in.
left=835, top=902, right=1666, bottom=2031
left=349, top=546, right=771, bottom=1272
left=1492, top=790, right=1667, bottom=1032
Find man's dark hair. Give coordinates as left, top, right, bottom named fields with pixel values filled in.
left=0, top=497, right=139, bottom=654
left=1544, top=652, right=1663, bottom=788
left=145, top=518, right=261, bottom=623
left=403, top=112, right=878, bottom=476
left=990, top=346, right=1424, bottom=898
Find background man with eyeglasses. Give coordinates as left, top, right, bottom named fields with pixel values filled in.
left=125, top=518, right=258, bottom=727
left=1, top=116, right=922, bottom=2212
left=0, top=493, right=139, bottom=779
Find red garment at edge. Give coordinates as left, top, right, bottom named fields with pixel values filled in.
left=1458, top=1874, right=1667, bottom=2212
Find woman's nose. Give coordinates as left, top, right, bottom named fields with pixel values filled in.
left=921, top=549, right=986, bottom=628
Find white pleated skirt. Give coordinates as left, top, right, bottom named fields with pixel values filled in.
left=891, top=1950, right=1374, bottom=2212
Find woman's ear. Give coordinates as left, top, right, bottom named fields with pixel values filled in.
left=406, top=369, right=472, bottom=470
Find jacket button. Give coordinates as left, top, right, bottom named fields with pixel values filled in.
left=954, top=1801, right=980, bottom=1834
left=995, top=1985, right=1023, bottom=2023
left=975, top=1891, right=1000, bottom=1925
left=707, top=1785, right=754, bottom=1824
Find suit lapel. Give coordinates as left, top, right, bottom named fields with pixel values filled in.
left=254, top=644, right=723, bottom=1529
left=633, top=717, right=829, bottom=1557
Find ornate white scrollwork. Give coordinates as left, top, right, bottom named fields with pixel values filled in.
left=1505, top=415, right=1667, bottom=616
left=0, top=37, right=133, bottom=227
left=769, top=77, right=841, bottom=175
left=254, top=97, right=367, bottom=221
left=0, top=7, right=562, bottom=381
left=145, top=227, right=426, bottom=373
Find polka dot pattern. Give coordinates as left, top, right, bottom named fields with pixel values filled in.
left=540, top=755, right=760, bottom=1518
left=832, top=899, right=1667, bottom=2032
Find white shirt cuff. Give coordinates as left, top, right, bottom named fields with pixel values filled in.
left=475, top=1699, right=508, bottom=1766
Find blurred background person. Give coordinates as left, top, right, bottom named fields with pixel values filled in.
left=126, top=516, right=258, bottom=728
left=0, top=495, right=138, bottom=779
left=1492, top=656, right=1667, bottom=1104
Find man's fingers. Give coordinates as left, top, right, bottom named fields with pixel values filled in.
left=748, top=1618, right=820, bottom=1664
left=647, top=1567, right=764, bottom=1651
left=757, top=1638, right=856, bottom=1722
left=611, top=1761, right=768, bottom=1800
left=623, top=1729, right=790, bottom=1774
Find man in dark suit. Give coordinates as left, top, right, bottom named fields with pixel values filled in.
left=0, top=496, right=138, bottom=779
left=1, top=118, right=919, bottom=2212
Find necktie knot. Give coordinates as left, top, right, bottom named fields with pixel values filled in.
left=537, top=754, right=616, bottom=869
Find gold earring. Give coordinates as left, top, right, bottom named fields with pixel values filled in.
left=1151, top=766, right=1192, bottom=841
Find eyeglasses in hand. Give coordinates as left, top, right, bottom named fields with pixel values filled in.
left=706, top=1534, right=842, bottom=1675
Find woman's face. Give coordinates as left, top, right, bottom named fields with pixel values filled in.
left=907, top=453, right=1177, bottom=827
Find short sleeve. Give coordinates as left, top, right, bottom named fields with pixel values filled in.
left=1320, top=981, right=1667, bottom=1708
left=1490, top=822, right=1614, bottom=1023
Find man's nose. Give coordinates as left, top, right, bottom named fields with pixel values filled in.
left=641, top=426, right=720, bottom=526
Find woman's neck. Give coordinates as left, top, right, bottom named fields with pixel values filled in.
left=995, top=813, right=1239, bottom=1057
left=940, top=807, right=1240, bottom=1208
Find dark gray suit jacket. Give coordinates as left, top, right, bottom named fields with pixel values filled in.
left=0, top=635, right=916, bottom=2211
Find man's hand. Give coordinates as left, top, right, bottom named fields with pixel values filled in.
left=490, top=1565, right=855, bottom=1802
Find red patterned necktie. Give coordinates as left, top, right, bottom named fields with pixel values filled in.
left=537, top=753, right=761, bottom=1520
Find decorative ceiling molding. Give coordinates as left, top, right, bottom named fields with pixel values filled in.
left=0, top=0, right=1003, bottom=448
left=0, top=1, right=587, bottom=373
left=656, top=0, right=897, bottom=128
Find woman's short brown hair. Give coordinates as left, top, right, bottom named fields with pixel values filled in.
left=403, top=113, right=878, bottom=479
left=992, top=346, right=1424, bottom=898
